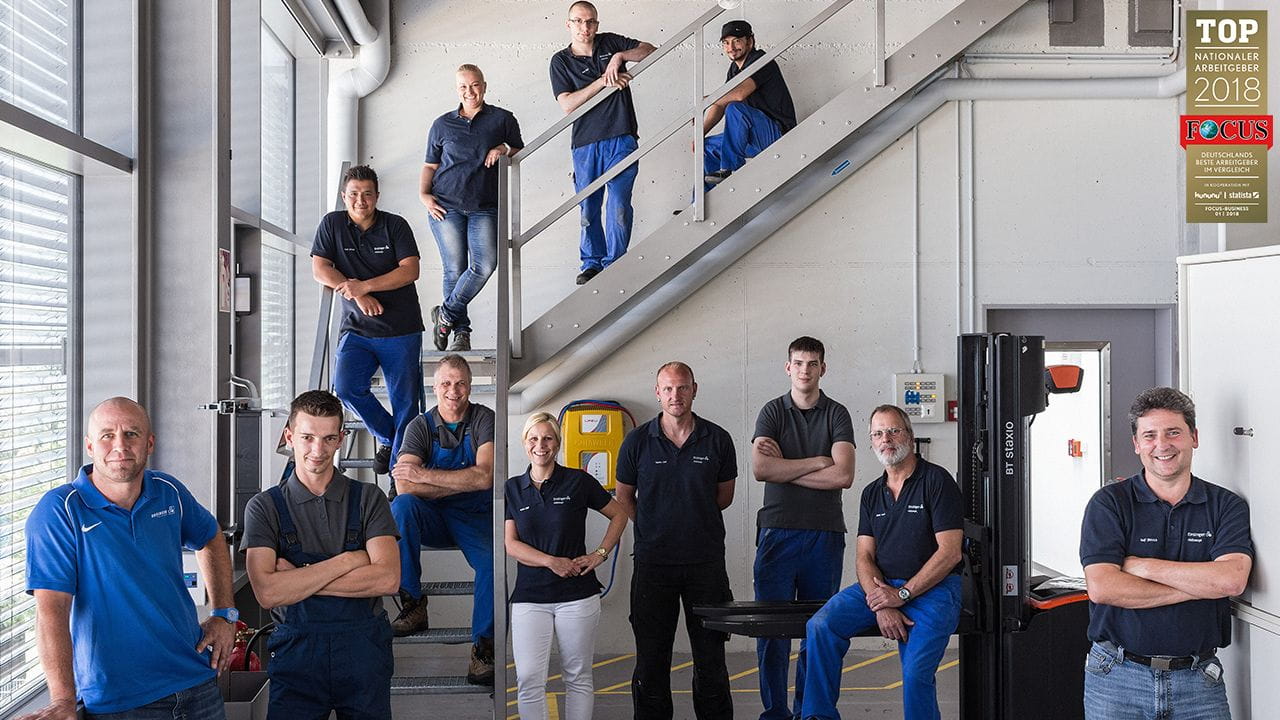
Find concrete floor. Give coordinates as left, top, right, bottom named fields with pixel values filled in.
left=390, top=645, right=960, bottom=719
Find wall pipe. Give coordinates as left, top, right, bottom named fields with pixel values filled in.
left=326, top=0, right=390, bottom=197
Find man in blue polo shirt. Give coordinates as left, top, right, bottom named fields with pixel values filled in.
left=549, top=0, right=655, bottom=285
left=751, top=336, right=855, bottom=720
left=616, top=361, right=737, bottom=720
left=313, top=164, right=424, bottom=475
left=701, top=20, right=797, bottom=187
left=802, top=404, right=963, bottom=720
left=23, top=397, right=238, bottom=719
left=1080, top=387, right=1252, bottom=720
left=420, top=63, right=524, bottom=352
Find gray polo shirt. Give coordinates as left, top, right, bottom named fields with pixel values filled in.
left=241, top=472, right=399, bottom=624
left=753, top=390, right=855, bottom=532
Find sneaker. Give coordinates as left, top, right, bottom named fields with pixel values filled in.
left=466, top=636, right=495, bottom=686
left=448, top=331, right=471, bottom=352
left=704, top=169, right=732, bottom=185
left=430, top=305, right=451, bottom=351
left=390, top=591, right=430, bottom=637
left=372, top=444, right=392, bottom=475
left=575, top=268, right=599, bottom=285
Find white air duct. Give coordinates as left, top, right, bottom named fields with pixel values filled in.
left=326, top=0, right=390, bottom=199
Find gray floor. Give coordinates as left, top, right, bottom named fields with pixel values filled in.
left=390, top=645, right=960, bottom=719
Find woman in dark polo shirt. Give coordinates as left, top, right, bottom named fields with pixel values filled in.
left=419, top=63, right=523, bottom=352
left=505, top=412, right=627, bottom=720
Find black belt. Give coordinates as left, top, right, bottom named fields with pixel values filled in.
left=1122, top=650, right=1206, bottom=671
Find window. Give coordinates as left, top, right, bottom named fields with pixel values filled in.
left=0, top=149, right=72, bottom=714
left=260, top=23, right=294, bottom=233
left=260, top=234, right=294, bottom=409
left=0, top=0, right=76, bottom=129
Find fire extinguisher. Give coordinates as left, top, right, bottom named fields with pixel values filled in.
left=227, top=620, right=263, bottom=671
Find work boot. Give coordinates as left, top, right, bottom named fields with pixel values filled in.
left=391, top=591, right=430, bottom=637
left=430, top=305, right=451, bottom=351
left=448, top=331, right=471, bottom=352
left=372, top=444, right=392, bottom=475
left=574, top=267, right=599, bottom=285
left=704, top=169, right=732, bottom=185
left=466, top=636, right=495, bottom=686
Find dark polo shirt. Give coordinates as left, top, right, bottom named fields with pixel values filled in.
left=728, top=48, right=796, bottom=133
left=424, top=104, right=524, bottom=211
left=857, top=457, right=963, bottom=580
left=616, top=413, right=737, bottom=565
left=549, top=32, right=641, bottom=148
left=505, top=464, right=613, bottom=604
left=1080, top=473, right=1252, bottom=657
left=240, top=472, right=399, bottom=625
left=753, top=390, right=855, bottom=532
left=311, top=209, right=423, bottom=338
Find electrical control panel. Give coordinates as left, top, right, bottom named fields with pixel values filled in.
left=893, top=373, right=946, bottom=423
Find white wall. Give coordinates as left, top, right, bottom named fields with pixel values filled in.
left=360, top=0, right=1187, bottom=652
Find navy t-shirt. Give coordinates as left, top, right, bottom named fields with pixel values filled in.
left=311, top=210, right=424, bottom=338
left=505, top=464, right=612, bottom=603
left=424, top=104, right=524, bottom=211
left=857, top=457, right=963, bottom=580
left=616, top=413, right=737, bottom=565
left=728, top=49, right=796, bottom=133
left=1080, top=473, right=1252, bottom=657
left=549, top=33, right=641, bottom=148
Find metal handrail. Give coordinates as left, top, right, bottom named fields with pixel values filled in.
left=306, top=161, right=353, bottom=391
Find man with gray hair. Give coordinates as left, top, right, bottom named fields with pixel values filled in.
left=1080, top=387, right=1252, bottom=719
left=801, top=404, right=963, bottom=720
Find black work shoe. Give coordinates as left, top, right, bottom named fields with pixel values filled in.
left=391, top=591, right=430, bottom=637
left=575, top=268, right=599, bottom=285
left=466, top=636, right=495, bottom=686
left=448, top=331, right=471, bottom=352
left=430, top=305, right=451, bottom=351
left=704, top=169, right=732, bottom=185
left=372, top=444, right=392, bottom=475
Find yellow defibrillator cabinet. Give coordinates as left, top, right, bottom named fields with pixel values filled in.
left=561, top=401, right=630, bottom=491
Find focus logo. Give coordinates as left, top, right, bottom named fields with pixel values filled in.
left=1181, top=115, right=1274, bottom=148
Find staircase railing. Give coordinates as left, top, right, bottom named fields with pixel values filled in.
left=503, top=0, right=884, bottom=359
left=307, top=161, right=352, bottom=390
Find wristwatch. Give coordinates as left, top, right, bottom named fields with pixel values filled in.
left=897, top=586, right=912, bottom=603
left=594, top=547, right=609, bottom=561
left=210, top=607, right=240, bottom=624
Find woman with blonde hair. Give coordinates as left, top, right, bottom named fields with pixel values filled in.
left=505, top=412, right=627, bottom=720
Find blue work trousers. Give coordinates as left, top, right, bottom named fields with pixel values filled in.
left=332, top=331, right=423, bottom=465
left=391, top=493, right=494, bottom=642
left=571, top=134, right=639, bottom=272
left=1083, top=641, right=1230, bottom=720
left=704, top=102, right=782, bottom=176
left=84, top=678, right=224, bottom=720
left=429, top=207, right=497, bottom=334
left=754, top=528, right=845, bottom=720
left=802, top=574, right=961, bottom=720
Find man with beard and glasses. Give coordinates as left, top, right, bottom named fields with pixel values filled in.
left=801, top=405, right=963, bottom=720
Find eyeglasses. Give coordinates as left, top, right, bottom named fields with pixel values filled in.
left=568, top=18, right=599, bottom=27
left=869, top=427, right=905, bottom=440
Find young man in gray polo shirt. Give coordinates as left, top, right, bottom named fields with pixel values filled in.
left=750, top=336, right=856, bottom=720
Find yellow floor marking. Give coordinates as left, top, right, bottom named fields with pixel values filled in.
left=728, top=653, right=799, bottom=682
left=547, top=693, right=560, bottom=718
left=505, top=653, right=637, bottom=694
left=841, top=649, right=899, bottom=674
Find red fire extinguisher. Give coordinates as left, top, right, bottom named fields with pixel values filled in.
left=227, top=620, right=262, bottom=671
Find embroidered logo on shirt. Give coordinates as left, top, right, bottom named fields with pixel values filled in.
left=80, top=521, right=103, bottom=533
left=552, top=495, right=572, bottom=505
left=150, top=505, right=176, bottom=519
left=1186, top=530, right=1213, bottom=543
left=518, top=505, right=530, bottom=512
left=906, top=503, right=924, bottom=514
left=1138, top=537, right=1159, bottom=543
left=874, top=512, right=886, bottom=519
left=692, top=455, right=710, bottom=464
left=653, top=459, right=668, bottom=465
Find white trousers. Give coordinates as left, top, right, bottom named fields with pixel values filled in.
left=511, top=594, right=602, bottom=720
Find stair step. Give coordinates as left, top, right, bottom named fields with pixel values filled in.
left=423, top=350, right=497, bottom=363
left=422, top=580, right=474, bottom=596
left=343, top=420, right=366, bottom=431
left=339, top=458, right=376, bottom=470
left=391, top=675, right=490, bottom=695
left=395, top=626, right=472, bottom=644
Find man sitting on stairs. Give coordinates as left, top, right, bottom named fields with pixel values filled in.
left=389, top=354, right=497, bottom=685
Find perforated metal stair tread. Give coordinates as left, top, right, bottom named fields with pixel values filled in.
left=390, top=675, right=491, bottom=695
left=422, top=580, right=475, bottom=596
left=394, top=626, right=472, bottom=644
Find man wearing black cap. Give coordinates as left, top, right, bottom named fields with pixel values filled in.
left=701, top=20, right=796, bottom=186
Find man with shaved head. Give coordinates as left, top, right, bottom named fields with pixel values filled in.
left=22, top=398, right=237, bottom=720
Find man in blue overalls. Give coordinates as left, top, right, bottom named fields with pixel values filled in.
left=242, top=390, right=401, bottom=719
left=389, top=354, right=497, bottom=685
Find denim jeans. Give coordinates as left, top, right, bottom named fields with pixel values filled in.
left=428, top=207, right=497, bottom=334
left=512, top=594, right=602, bottom=720
left=754, top=528, right=845, bottom=720
left=571, top=134, right=639, bottom=272
left=1083, top=641, right=1231, bottom=720
left=332, top=331, right=423, bottom=465
left=802, top=574, right=961, bottom=720
left=704, top=101, right=783, bottom=176
left=85, top=677, right=225, bottom=720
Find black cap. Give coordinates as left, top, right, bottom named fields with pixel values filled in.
left=720, top=20, right=753, bottom=40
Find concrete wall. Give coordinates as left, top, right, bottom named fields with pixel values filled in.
left=360, top=0, right=1190, bottom=652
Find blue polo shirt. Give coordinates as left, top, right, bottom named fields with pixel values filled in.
left=616, top=413, right=737, bottom=565
left=1080, top=473, right=1252, bottom=657
left=505, top=464, right=612, bottom=603
left=856, top=457, right=963, bottom=580
left=25, top=466, right=220, bottom=713
left=311, top=209, right=424, bottom=338
left=424, top=104, right=524, bottom=212
left=728, top=49, right=796, bottom=133
left=549, top=32, right=641, bottom=148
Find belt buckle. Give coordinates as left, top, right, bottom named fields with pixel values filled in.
left=1150, top=657, right=1174, bottom=671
